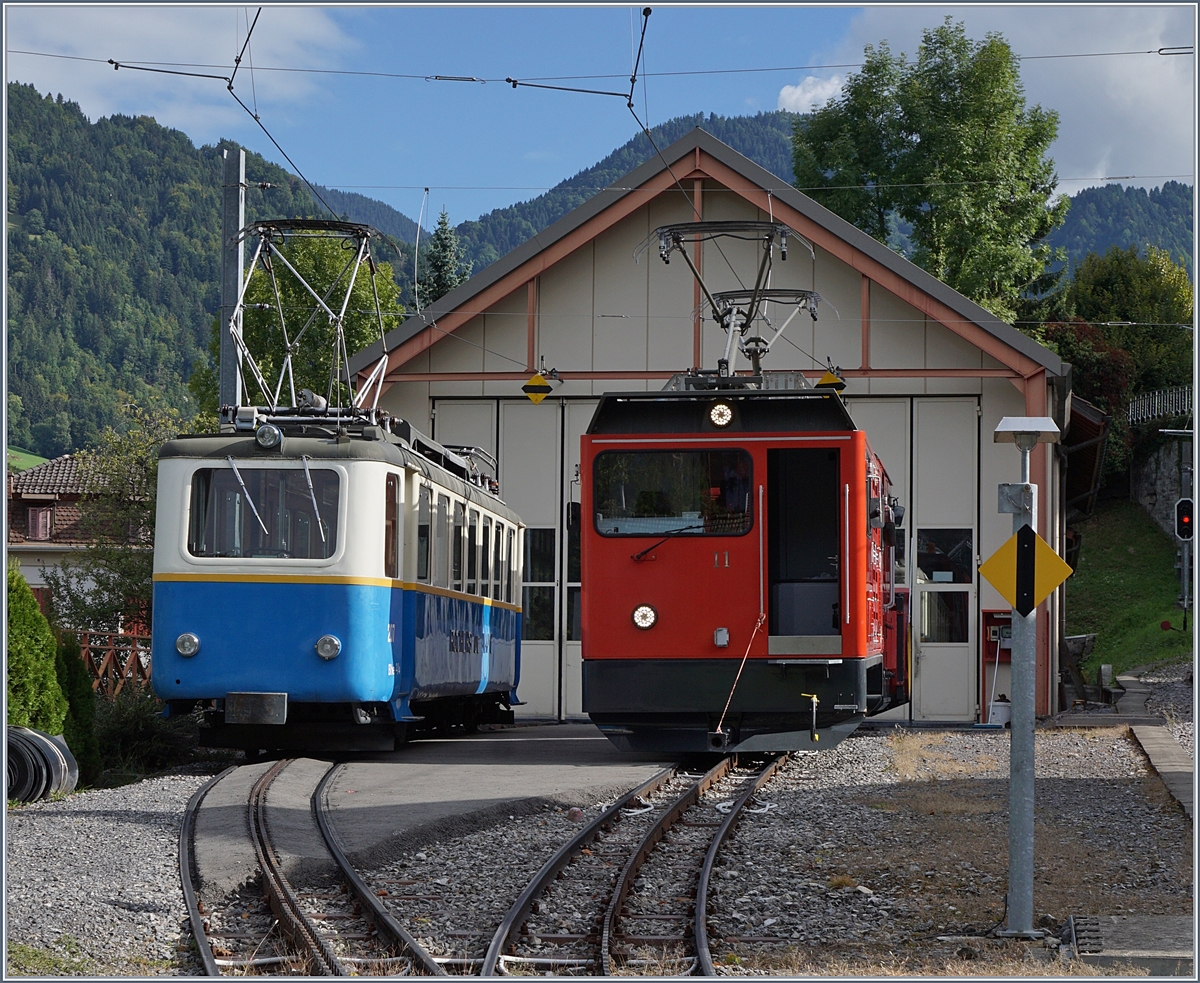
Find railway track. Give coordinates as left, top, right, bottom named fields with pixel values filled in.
left=482, top=752, right=788, bottom=976
left=181, top=759, right=443, bottom=976
left=182, top=752, right=788, bottom=976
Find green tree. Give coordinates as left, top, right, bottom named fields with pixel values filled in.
left=1068, top=245, right=1194, bottom=393
left=792, top=44, right=905, bottom=245
left=42, top=404, right=179, bottom=631
left=793, top=18, right=1068, bottom=322
left=237, top=235, right=403, bottom=407
left=419, top=210, right=472, bottom=305
left=7, top=564, right=68, bottom=733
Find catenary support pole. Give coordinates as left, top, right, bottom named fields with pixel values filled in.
left=219, top=147, right=245, bottom=413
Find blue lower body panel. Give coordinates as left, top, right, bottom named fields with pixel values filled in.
left=152, top=580, right=520, bottom=718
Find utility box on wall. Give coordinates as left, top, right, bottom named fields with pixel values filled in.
left=981, top=610, right=1012, bottom=724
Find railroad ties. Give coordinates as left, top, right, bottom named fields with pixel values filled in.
left=483, top=753, right=788, bottom=977
left=181, top=760, right=443, bottom=976
left=181, top=753, right=789, bottom=976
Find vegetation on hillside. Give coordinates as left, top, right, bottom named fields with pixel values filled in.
left=1065, top=498, right=1192, bottom=676
left=5, top=82, right=416, bottom=459
left=454, top=110, right=799, bottom=271
left=1047, top=181, right=1193, bottom=276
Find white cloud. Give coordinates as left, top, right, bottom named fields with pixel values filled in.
left=5, top=5, right=355, bottom=143
left=806, top=4, right=1195, bottom=191
left=777, top=74, right=844, bottom=113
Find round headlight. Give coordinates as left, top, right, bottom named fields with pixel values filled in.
left=709, top=402, right=733, bottom=427
left=632, top=605, right=658, bottom=630
left=176, top=633, right=200, bottom=657
left=315, top=634, right=342, bottom=660
left=255, top=424, right=282, bottom=449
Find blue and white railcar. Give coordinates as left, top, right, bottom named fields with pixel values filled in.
left=151, top=414, right=524, bottom=751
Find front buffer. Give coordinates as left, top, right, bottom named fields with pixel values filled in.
left=584, top=656, right=875, bottom=752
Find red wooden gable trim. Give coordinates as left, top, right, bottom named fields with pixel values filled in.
left=376, top=148, right=1045, bottom=388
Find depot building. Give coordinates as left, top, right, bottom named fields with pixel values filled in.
left=350, top=128, right=1101, bottom=724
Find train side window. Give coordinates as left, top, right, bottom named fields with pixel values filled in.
left=385, top=474, right=400, bottom=579
left=492, top=522, right=503, bottom=599
left=435, top=494, right=450, bottom=587
left=506, top=528, right=516, bottom=603
left=480, top=517, right=492, bottom=598
left=467, top=510, right=479, bottom=594
left=417, top=485, right=431, bottom=583
left=452, top=501, right=465, bottom=591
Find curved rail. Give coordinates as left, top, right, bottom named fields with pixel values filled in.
left=694, top=752, right=788, bottom=976
left=313, top=763, right=447, bottom=976
left=179, top=766, right=238, bottom=977
left=480, top=763, right=679, bottom=976
left=249, top=758, right=347, bottom=976
left=600, top=756, right=735, bottom=976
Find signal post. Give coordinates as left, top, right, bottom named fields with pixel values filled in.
left=979, top=417, right=1071, bottom=940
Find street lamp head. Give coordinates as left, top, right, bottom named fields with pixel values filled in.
left=994, top=417, right=1060, bottom=450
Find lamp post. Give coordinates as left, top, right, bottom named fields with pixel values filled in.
left=993, top=416, right=1060, bottom=939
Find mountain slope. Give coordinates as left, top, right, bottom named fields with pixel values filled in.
left=1046, top=181, right=1193, bottom=274
left=455, top=111, right=799, bottom=270
left=5, top=83, right=417, bottom=457
left=311, top=184, right=426, bottom=244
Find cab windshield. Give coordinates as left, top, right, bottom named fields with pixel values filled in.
left=593, top=449, right=752, bottom=536
left=188, top=466, right=339, bottom=559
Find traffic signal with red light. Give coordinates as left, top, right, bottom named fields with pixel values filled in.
left=1175, top=497, right=1193, bottom=540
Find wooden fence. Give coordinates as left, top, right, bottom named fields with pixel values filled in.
left=78, top=632, right=152, bottom=697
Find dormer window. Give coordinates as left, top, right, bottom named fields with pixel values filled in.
left=27, top=506, right=52, bottom=541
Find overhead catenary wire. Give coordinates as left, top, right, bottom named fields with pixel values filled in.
left=11, top=43, right=1193, bottom=81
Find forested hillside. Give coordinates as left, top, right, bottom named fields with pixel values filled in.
left=6, top=83, right=415, bottom=458
left=454, top=111, right=798, bottom=270
left=1046, top=181, right=1193, bottom=274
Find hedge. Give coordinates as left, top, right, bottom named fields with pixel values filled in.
left=6, top=565, right=68, bottom=735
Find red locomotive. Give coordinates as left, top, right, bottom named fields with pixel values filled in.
left=581, top=385, right=909, bottom=752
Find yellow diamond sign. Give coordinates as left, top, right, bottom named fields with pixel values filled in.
left=978, top=524, right=1074, bottom=616
left=521, top=373, right=553, bottom=405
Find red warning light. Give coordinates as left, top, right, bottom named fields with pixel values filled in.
left=1176, top=498, right=1194, bottom=540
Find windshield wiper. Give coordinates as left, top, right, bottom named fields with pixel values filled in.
left=632, top=523, right=705, bottom=562
left=301, top=455, right=327, bottom=543
left=226, top=457, right=270, bottom=537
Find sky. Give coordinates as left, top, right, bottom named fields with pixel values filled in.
left=5, top=3, right=1197, bottom=226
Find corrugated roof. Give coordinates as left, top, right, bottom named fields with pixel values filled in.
left=350, top=127, right=1062, bottom=378
left=9, top=454, right=82, bottom=497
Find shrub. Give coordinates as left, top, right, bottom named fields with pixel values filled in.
left=93, top=688, right=199, bottom=779
left=6, top=565, right=67, bottom=734
left=54, top=634, right=103, bottom=786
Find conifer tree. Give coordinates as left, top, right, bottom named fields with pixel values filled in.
left=419, top=210, right=473, bottom=305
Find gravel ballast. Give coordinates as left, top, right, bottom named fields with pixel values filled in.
left=4, top=664, right=1192, bottom=978
left=5, top=769, right=218, bottom=976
